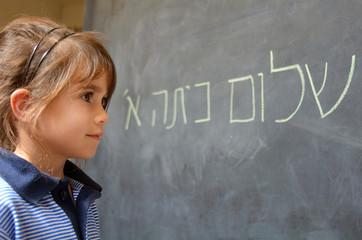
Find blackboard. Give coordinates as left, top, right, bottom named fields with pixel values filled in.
left=84, top=0, right=362, bottom=239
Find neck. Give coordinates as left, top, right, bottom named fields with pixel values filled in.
left=14, top=146, right=67, bottom=179
left=14, top=124, right=68, bottom=178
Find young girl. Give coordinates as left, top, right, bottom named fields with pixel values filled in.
left=0, top=16, right=116, bottom=239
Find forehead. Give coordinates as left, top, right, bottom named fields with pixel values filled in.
left=68, top=59, right=115, bottom=97
left=76, top=71, right=110, bottom=90
left=87, top=73, right=110, bottom=90
left=70, top=72, right=109, bottom=95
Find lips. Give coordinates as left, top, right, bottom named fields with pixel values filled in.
left=87, top=132, right=103, bottom=141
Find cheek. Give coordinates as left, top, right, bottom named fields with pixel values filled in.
left=38, top=107, right=85, bottom=138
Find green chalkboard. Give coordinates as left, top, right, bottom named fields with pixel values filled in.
left=84, top=0, right=362, bottom=239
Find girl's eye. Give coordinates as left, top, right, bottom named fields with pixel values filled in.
left=102, top=97, right=108, bottom=110
left=81, top=93, right=92, bottom=102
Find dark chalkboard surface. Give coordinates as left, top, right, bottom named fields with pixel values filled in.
left=84, top=0, right=362, bottom=239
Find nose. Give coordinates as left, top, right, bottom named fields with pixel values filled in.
left=95, top=105, right=109, bottom=125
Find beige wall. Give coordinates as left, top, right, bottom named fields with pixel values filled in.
left=0, top=0, right=85, bottom=31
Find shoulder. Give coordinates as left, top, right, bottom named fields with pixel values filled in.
left=0, top=176, right=22, bottom=216
left=0, top=177, right=21, bottom=205
left=0, top=177, right=17, bottom=240
left=0, top=176, right=26, bottom=221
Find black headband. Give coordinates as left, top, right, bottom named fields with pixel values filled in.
left=23, top=27, right=75, bottom=84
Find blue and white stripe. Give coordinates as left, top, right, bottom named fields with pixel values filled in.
left=0, top=177, right=100, bottom=240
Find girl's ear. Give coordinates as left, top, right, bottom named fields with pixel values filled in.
left=10, top=89, right=32, bottom=122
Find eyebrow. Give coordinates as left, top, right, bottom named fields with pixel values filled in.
left=83, top=83, right=108, bottom=95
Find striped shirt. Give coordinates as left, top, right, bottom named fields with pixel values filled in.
left=0, top=148, right=102, bottom=239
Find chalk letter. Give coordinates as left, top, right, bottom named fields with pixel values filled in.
left=194, top=82, right=211, bottom=123
left=228, top=75, right=255, bottom=123
left=305, top=55, right=355, bottom=118
left=270, top=50, right=305, bottom=123
left=152, top=90, right=168, bottom=126
left=258, top=73, right=265, bottom=122
left=166, top=87, right=188, bottom=129
left=124, top=89, right=142, bottom=130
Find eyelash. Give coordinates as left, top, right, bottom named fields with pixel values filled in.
left=81, top=92, right=92, bottom=102
left=102, top=97, right=109, bottom=109
left=81, top=92, right=108, bottom=110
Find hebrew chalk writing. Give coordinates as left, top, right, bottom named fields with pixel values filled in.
left=194, top=82, right=211, bottom=123
left=123, top=51, right=356, bottom=130
left=228, top=75, right=256, bottom=123
left=124, top=89, right=141, bottom=130
left=270, top=51, right=306, bottom=123
left=306, top=56, right=355, bottom=118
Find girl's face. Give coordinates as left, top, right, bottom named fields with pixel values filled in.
left=36, top=73, right=110, bottom=160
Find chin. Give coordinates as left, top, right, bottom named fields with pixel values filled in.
left=72, top=149, right=97, bottom=160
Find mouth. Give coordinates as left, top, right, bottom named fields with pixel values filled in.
left=87, top=133, right=103, bottom=141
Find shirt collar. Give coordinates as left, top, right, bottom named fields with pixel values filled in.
left=0, top=148, right=102, bottom=204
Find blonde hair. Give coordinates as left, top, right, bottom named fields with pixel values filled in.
left=0, top=16, right=116, bottom=151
